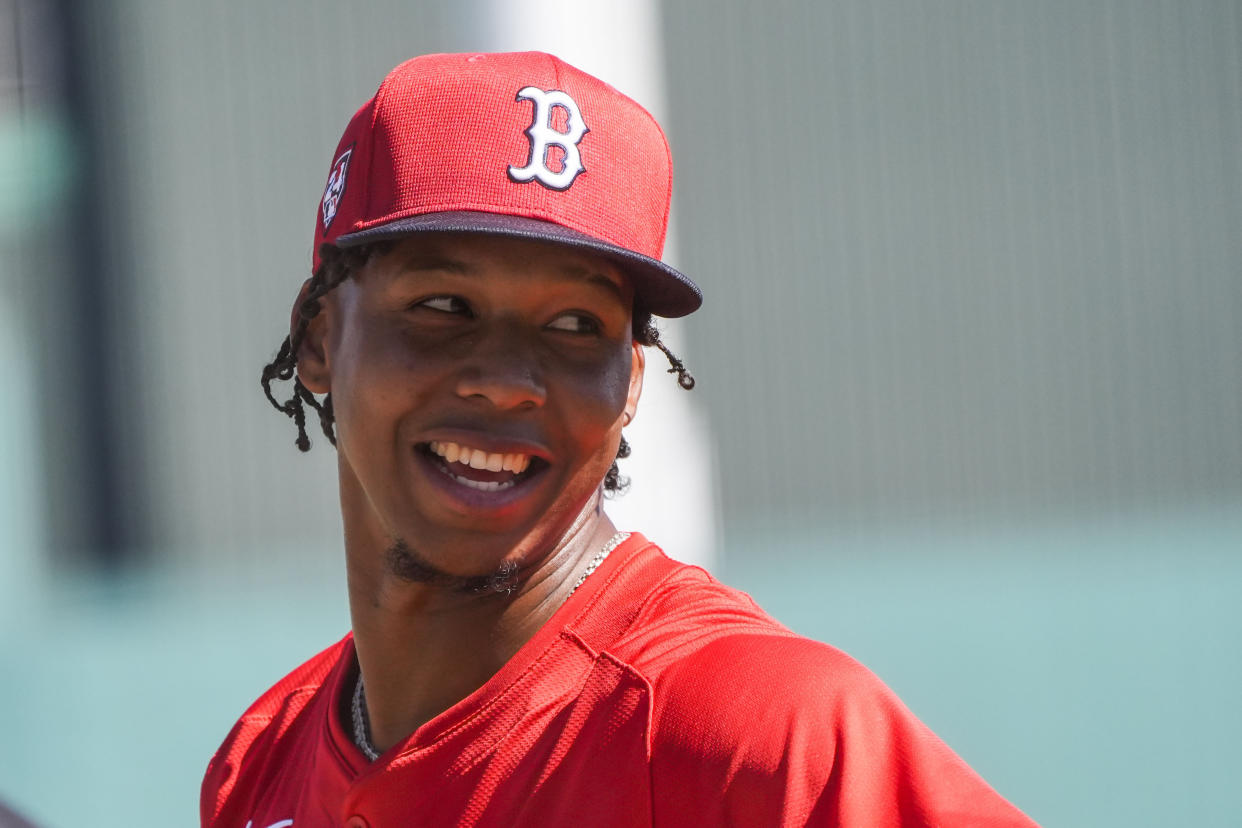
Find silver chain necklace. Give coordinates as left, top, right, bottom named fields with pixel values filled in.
left=351, top=532, right=630, bottom=762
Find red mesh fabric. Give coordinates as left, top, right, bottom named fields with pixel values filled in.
left=312, top=52, right=672, bottom=275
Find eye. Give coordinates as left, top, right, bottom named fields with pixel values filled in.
left=414, top=295, right=471, bottom=315
left=546, top=312, right=602, bottom=335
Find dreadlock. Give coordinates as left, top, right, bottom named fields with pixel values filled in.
left=260, top=244, right=373, bottom=451
left=602, top=305, right=695, bottom=495
left=260, top=243, right=696, bottom=494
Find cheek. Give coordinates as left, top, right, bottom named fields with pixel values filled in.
left=558, top=346, right=634, bottom=446
left=329, top=323, right=442, bottom=443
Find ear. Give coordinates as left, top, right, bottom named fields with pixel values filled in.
left=291, top=280, right=332, bottom=395
left=623, top=340, right=645, bottom=426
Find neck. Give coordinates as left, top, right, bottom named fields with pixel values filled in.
left=344, top=497, right=619, bottom=755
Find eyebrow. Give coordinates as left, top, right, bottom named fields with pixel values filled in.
left=393, top=254, right=627, bottom=303
left=394, top=253, right=473, bottom=275
left=562, top=265, right=626, bottom=303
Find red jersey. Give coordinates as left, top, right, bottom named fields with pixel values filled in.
left=202, top=535, right=1037, bottom=827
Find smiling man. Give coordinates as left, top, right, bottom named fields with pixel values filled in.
left=201, top=52, right=1037, bottom=827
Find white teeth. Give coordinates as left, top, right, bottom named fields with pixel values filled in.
left=428, top=441, right=533, bottom=476
left=431, top=460, right=517, bottom=492
left=452, top=477, right=513, bottom=492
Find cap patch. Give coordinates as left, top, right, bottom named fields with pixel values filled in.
left=508, top=87, right=589, bottom=191
left=321, top=145, right=354, bottom=230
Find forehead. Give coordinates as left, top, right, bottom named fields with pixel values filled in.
left=364, top=232, right=632, bottom=302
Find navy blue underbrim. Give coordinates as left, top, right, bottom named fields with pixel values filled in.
left=335, top=211, right=702, bottom=319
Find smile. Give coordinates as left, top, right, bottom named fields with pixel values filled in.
left=422, top=441, right=543, bottom=493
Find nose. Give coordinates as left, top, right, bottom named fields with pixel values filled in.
left=453, top=322, right=547, bottom=410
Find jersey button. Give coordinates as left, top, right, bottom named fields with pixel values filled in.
left=345, top=817, right=369, bottom=828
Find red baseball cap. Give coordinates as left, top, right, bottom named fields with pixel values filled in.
left=313, top=51, right=702, bottom=318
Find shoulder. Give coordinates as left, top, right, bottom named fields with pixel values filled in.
left=609, top=554, right=1037, bottom=826
left=648, top=624, right=927, bottom=789
left=605, top=556, right=881, bottom=740
left=607, top=554, right=850, bottom=687
left=616, top=564, right=888, bottom=751
left=200, top=635, right=350, bottom=825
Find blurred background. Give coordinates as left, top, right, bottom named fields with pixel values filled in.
left=2, top=0, right=1240, bottom=825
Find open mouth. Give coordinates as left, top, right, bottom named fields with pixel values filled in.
left=417, top=440, right=548, bottom=493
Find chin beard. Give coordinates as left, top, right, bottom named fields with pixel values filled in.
left=384, top=538, right=524, bottom=595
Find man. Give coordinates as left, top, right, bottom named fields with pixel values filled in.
left=202, top=51, right=1037, bottom=827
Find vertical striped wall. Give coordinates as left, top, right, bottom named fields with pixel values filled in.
left=661, top=0, right=1242, bottom=529
left=71, top=0, right=490, bottom=563
left=60, top=0, right=1242, bottom=565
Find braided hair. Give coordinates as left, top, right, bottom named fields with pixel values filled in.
left=261, top=243, right=695, bottom=495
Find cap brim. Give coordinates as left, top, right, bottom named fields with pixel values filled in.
left=335, top=211, right=702, bottom=318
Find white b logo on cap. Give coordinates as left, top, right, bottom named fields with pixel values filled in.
left=508, top=87, right=588, bottom=190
